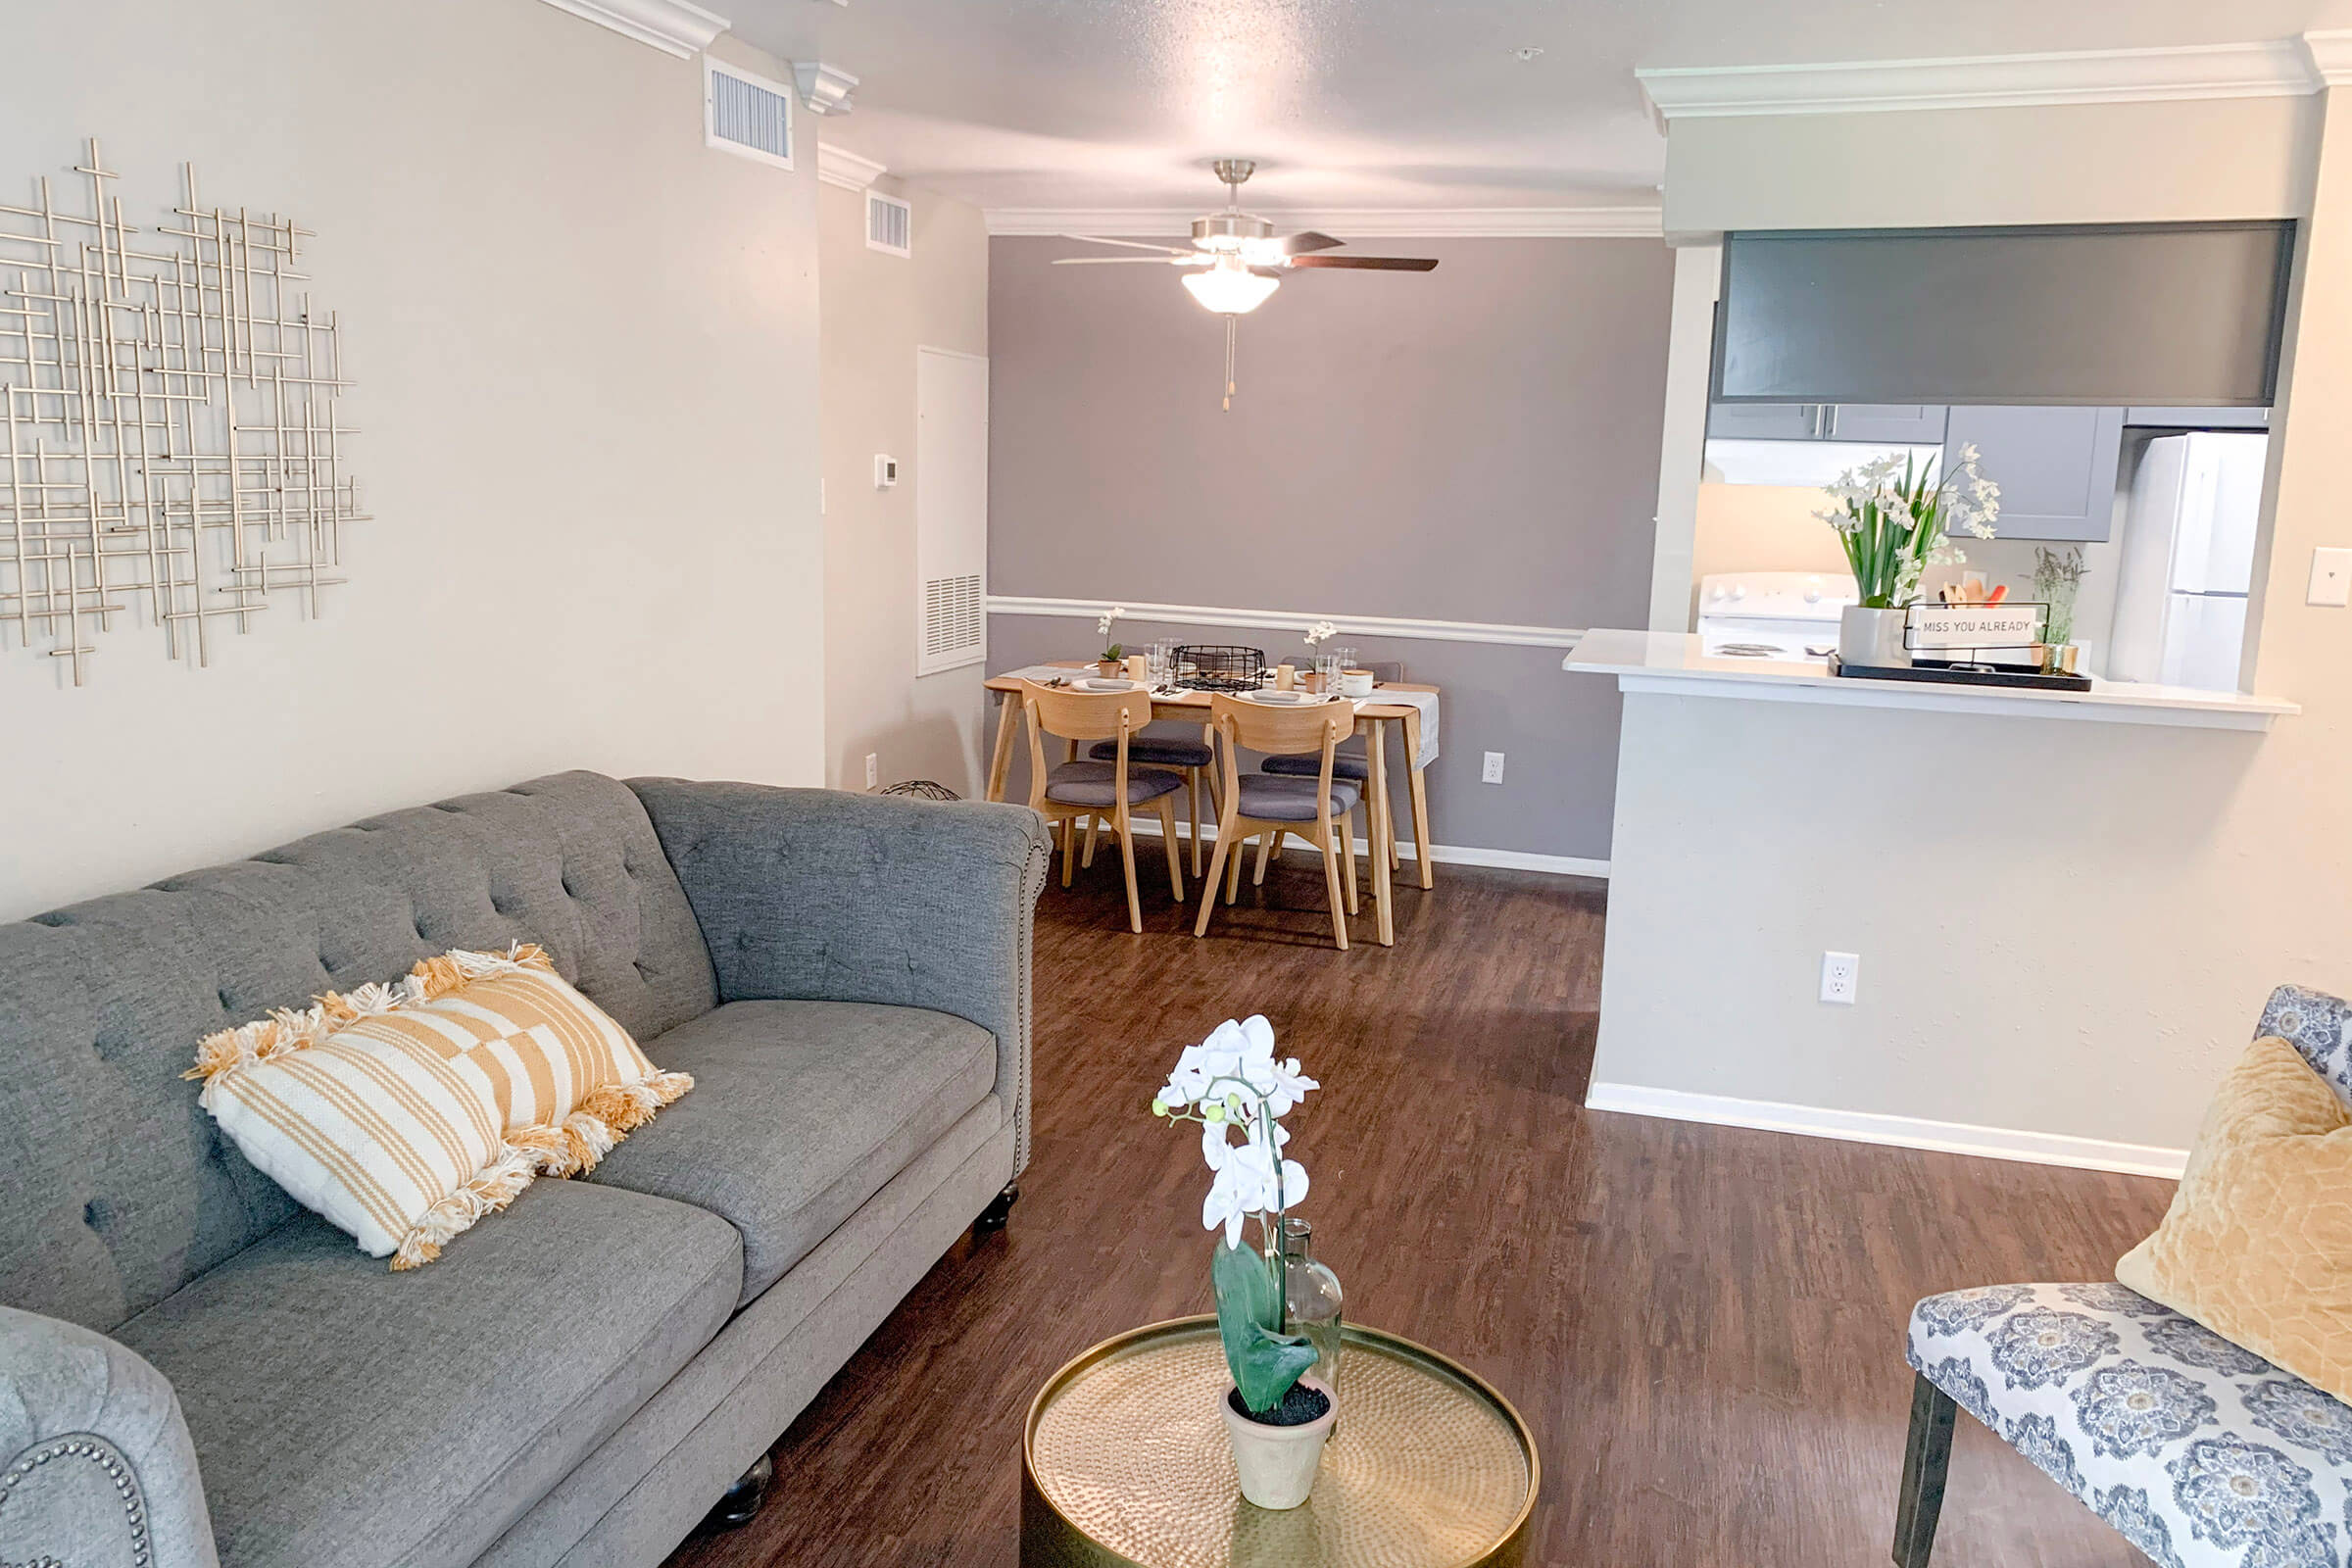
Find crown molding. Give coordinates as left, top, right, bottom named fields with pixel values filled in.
left=2303, top=30, right=2352, bottom=86
left=533, top=0, right=728, bottom=59
left=817, top=143, right=889, bottom=191
left=983, top=205, right=1662, bottom=239
left=1637, top=38, right=2323, bottom=121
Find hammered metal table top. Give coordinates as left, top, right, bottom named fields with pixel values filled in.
left=1022, top=1316, right=1537, bottom=1568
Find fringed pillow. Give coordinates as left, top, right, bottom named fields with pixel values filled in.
left=187, top=943, right=692, bottom=1269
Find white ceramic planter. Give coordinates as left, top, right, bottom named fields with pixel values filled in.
left=1838, top=605, right=1911, bottom=668
left=1220, top=1378, right=1336, bottom=1510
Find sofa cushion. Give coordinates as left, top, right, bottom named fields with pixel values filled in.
left=0, top=770, right=717, bottom=1333
left=588, top=1001, right=997, bottom=1306
left=1909, top=1281, right=2352, bottom=1568
left=112, top=1179, right=741, bottom=1568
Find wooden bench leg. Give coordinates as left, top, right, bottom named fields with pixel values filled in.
left=1892, top=1372, right=1957, bottom=1568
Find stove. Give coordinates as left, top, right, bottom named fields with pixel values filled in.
left=1695, top=572, right=1858, bottom=663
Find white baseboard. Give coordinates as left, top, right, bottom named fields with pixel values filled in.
left=1106, top=814, right=1608, bottom=879
left=1582, top=1081, right=2186, bottom=1179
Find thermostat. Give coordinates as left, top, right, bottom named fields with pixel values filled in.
left=874, top=455, right=900, bottom=489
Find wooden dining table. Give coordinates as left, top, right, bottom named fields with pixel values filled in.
left=982, top=662, right=1438, bottom=945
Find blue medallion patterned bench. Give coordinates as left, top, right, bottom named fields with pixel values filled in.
left=1895, top=986, right=2352, bottom=1568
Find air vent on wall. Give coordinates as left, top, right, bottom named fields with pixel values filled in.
left=866, top=191, right=910, bottom=257
left=923, top=573, right=983, bottom=664
left=704, top=58, right=794, bottom=171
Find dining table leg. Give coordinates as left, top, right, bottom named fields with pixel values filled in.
left=984, top=693, right=1020, bottom=804
left=1401, top=709, right=1435, bottom=890
left=1368, top=719, right=1396, bottom=946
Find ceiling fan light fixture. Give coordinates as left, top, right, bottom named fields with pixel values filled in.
left=1181, top=255, right=1279, bottom=315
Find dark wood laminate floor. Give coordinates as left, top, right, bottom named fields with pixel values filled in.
left=666, top=851, right=2174, bottom=1568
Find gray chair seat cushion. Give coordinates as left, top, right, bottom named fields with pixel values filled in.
left=1089, top=736, right=1214, bottom=768
left=1043, top=760, right=1184, bottom=808
left=1260, top=752, right=1371, bottom=783
left=111, top=1181, right=742, bottom=1568
left=589, top=1001, right=998, bottom=1306
left=1236, top=773, right=1361, bottom=822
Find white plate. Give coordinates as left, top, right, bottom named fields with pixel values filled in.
left=1237, top=689, right=1329, bottom=706
left=1073, top=677, right=1137, bottom=692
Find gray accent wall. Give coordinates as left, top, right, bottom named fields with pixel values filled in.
left=985, top=235, right=1674, bottom=862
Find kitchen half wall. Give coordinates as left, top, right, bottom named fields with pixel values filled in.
left=986, top=234, right=1674, bottom=864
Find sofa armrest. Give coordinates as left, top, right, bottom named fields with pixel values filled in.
left=629, top=780, right=1053, bottom=1173
left=0, top=1305, right=218, bottom=1568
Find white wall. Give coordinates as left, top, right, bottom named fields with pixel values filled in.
left=1595, top=80, right=2352, bottom=1163
left=820, top=176, right=989, bottom=796
left=0, top=0, right=824, bottom=920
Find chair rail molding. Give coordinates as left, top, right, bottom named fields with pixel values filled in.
left=986, top=595, right=1586, bottom=650
left=1637, top=37, right=2326, bottom=122
left=534, top=0, right=728, bottom=59
left=984, top=207, right=1663, bottom=239
left=817, top=143, right=889, bottom=191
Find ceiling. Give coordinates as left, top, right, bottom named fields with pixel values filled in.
left=724, top=0, right=2352, bottom=217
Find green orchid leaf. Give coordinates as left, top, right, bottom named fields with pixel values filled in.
left=1211, top=1237, right=1319, bottom=1412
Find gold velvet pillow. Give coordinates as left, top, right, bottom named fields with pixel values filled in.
left=2117, top=1036, right=2352, bottom=1400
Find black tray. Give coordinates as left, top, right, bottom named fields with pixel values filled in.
left=1828, top=655, right=2092, bottom=693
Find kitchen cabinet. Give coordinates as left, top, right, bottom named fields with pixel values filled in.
left=2125, top=406, right=2271, bottom=430
left=1819, top=404, right=1947, bottom=442
left=1705, top=403, right=1948, bottom=441
left=1707, top=403, right=1821, bottom=440
left=1944, top=405, right=2126, bottom=542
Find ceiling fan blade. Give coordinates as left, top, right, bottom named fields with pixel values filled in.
left=1270, top=230, right=1345, bottom=256
left=1051, top=255, right=1195, bottom=265
left=1058, top=233, right=1195, bottom=256
left=1285, top=255, right=1440, bottom=271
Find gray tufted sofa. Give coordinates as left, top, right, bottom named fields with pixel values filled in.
left=0, top=770, right=1051, bottom=1568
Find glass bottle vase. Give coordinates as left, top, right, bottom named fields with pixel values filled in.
left=1280, top=1215, right=1344, bottom=1405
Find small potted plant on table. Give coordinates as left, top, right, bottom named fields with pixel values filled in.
left=1151, top=1015, right=1334, bottom=1510
left=1097, top=606, right=1127, bottom=677
left=1818, top=445, right=2001, bottom=667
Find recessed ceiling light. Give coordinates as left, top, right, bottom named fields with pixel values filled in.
left=1513, top=46, right=1544, bottom=62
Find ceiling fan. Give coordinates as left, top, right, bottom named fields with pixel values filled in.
left=1053, top=159, right=1439, bottom=410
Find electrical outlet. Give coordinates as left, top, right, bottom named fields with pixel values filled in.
left=863, top=754, right=879, bottom=789
left=1821, top=951, right=1859, bottom=1005
left=2310, top=548, right=2352, bottom=608
left=1481, top=751, right=1505, bottom=784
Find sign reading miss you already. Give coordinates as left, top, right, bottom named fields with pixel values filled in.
left=1905, top=604, right=2048, bottom=651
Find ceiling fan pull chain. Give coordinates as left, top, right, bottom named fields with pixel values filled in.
left=1223, top=316, right=1237, bottom=413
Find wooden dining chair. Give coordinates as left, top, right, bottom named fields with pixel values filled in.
left=1194, top=694, right=1362, bottom=951
left=1019, top=682, right=1186, bottom=933
left=1260, top=660, right=1403, bottom=873
left=1086, top=724, right=1217, bottom=876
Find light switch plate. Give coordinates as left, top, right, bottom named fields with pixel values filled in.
left=2311, top=548, right=2352, bottom=607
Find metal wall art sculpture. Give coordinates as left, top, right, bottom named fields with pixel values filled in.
left=0, top=139, right=364, bottom=685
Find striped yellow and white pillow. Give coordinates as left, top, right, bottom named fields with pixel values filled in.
left=186, top=944, right=691, bottom=1269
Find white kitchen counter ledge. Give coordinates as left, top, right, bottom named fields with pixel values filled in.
left=1565, top=628, right=2297, bottom=732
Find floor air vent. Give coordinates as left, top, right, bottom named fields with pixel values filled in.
left=704, top=59, right=794, bottom=170
left=867, top=191, right=911, bottom=257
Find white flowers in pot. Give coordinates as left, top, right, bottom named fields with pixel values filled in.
left=1151, top=1014, right=1333, bottom=1509
left=1301, top=619, right=1338, bottom=652
left=1816, top=445, right=2001, bottom=666
left=1097, top=606, right=1127, bottom=664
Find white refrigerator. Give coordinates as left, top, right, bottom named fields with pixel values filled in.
left=2108, top=432, right=2268, bottom=690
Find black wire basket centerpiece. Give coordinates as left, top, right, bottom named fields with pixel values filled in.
left=1171, top=645, right=1266, bottom=693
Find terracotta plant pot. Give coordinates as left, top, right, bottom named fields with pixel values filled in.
left=1097, top=660, right=1123, bottom=678
left=1219, top=1378, right=1335, bottom=1510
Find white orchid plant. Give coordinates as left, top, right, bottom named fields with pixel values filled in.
left=1301, top=619, right=1338, bottom=652
left=1815, top=445, right=2001, bottom=609
left=1096, top=606, right=1126, bottom=662
left=1151, top=1015, right=1322, bottom=1415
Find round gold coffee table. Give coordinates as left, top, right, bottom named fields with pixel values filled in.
left=1021, top=1315, right=1537, bottom=1567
